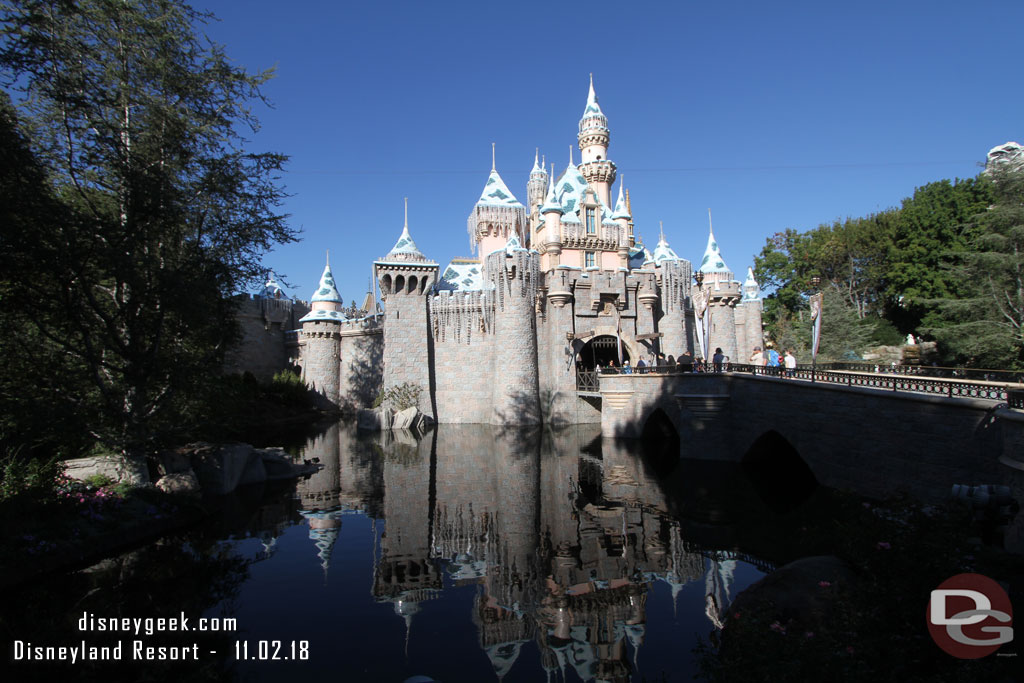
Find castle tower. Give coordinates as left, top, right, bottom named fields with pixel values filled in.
left=468, top=147, right=529, bottom=260
left=611, top=180, right=632, bottom=268
left=485, top=235, right=541, bottom=424
left=375, top=202, right=439, bottom=416
left=539, top=171, right=564, bottom=272
left=526, top=149, right=548, bottom=219
left=646, top=227, right=693, bottom=360
left=694, top=225, right=741, bottom=362
left=299, top=259, right=345, bottom=409
left=735, top=267, right=764, bottom=364
left=577, top=75, right=616, bottom=208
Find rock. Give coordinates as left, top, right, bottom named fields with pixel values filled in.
left=63, top=456, right=122, bottom=483
left=156, top=449, right=192, bottom=476
left=393, top=406, right=421, bottom=430
left=724, top=555, right=856, bottom=637
left=358, top=406, right=394, bottom=431
left=155, top=471, right=200, bottom=496
left=255, top=447, right=311, bottom=480
left=192, top=443, right=263, bottom=495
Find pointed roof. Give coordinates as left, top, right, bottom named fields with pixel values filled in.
left=699, top=228, right=731, bottom=273
left=553, top=162, right=588, bottom=216
left=611, top=181, right=630, bottom=220
left=579, top=74, right=608, bottom=132
left=742, top=267, right=761, bottom=300
left=648, top=224, right=680, bottom=264
left=311, top=261, right=343, bottom=303
left=384, top=199, right=431, bottom=263
left=541, top=173, right=562, bottom=214
left=258, top=273, right=286, bottom=299
left=530, top=148, right=544, bottom=175
left=476, top=169, right=524, bottom=208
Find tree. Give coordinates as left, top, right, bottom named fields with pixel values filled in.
left=885, top=177, right=992, bottom=332
left=0, top=0, right=295, bottom=456
left=928, top=165, right=1024, bottom=368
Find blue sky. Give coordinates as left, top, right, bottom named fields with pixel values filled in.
left=199, top=0, right=1023, bottom=304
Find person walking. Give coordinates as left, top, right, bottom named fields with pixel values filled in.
left=713, top=347, right=725, bottom=373
left=784, top=349, right=796, bottom=377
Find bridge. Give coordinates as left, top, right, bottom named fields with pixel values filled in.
left=585, top=364, right=1024, bottom=517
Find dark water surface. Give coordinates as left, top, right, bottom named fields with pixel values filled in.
left=4, top=421, right=840, bottom=682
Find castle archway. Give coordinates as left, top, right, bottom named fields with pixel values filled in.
left=578, top=334, right=631, bottom=370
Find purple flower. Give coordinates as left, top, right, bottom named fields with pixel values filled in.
left=818, top=581, right=831, bottom=588
left=876, top=542, right=891, bottom=550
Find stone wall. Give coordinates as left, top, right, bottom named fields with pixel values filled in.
left=224, top=295, right=310, bottom=380
left=429, top=290, right=497, bottom=423
left=381, top=284, right=435, bottom=417
left=338, top=327, right=383, bottom=413
left=600, top=372, right=1016, bottom=505
left=301, top=320, right=341, bottom=409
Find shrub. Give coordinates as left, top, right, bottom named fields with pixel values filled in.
left=372, top=383, right=421, bottom=411
left=0, top=450, right=65, bottom=503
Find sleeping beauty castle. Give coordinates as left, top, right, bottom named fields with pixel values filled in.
left=240, top=78, right=764, bottom=425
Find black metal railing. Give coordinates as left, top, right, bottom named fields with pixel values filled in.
left=584, top=361, right=1020, bottom=404
left=818, top=362, right=1024, bottom=384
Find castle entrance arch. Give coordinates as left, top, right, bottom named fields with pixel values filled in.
left=579, top=335, right=630, bottom=370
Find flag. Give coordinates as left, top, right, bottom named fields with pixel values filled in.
left=810, top=292, right=823, bottom=358
left=694, top=289, right=710, bottom=360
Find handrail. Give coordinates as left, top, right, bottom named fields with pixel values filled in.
left=591, top=361, right=1019, bottom=403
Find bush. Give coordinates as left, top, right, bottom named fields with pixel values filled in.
left=373, top=383, right=421, bottom=411
left=868, top=318, right=905, bottom=346
left=0, top=450, right=65, bottom=504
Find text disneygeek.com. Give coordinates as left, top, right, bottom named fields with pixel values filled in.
left=9, top=612, right=310, bottom=664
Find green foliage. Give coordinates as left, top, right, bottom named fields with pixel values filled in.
left=0, top=0, right=295, bottom=456
left=0, top=450, right=64, bottom=503
left=865, top=317, right=905, bottom=346
left=925, top=166, right=1024, bottom=368
left=373, top=382, right=422, bottom=411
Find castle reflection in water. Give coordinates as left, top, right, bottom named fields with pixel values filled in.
left=275, top=422, right=762, bottom=682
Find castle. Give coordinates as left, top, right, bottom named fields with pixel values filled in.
left=235, top=78, right=764, bottom=424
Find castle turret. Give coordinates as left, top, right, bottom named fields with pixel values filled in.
left=485, top=235, right=540, bottom=424
left=611, top=180, right=632, bottom=267
left=375, top=202, right=438, bottom=417
left=299, top=259, right=346, bottom=409
left=694, top=224, right=741, bottom=362
left=539, top=169, right=564, bottom=271
left=577, top=75, right=616, bottom=207
left=527, top=149, right=548, bottom=217
left=645, top=227, right=693, bottom=360
left=735, top=267, right=764, bottom=364
left=469, top=147, right=528, bottom=260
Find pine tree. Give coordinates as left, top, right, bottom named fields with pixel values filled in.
left=0, top=0, right=296, bottom=456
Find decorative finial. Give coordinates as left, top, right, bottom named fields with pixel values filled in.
left=491, top=142, right=496, bottom=172
left=404, top=197, right=408, bottom=229
left=659, top=221, right=665, bottom=243
left=535, top=147, right=539, bottom=166
left=708, top=208, right=713, bottom=234
left=326, top=249, right=329, bottom=267
left=541, top=154, right=545, bottom=170
left=569, top=145, right=574, bottom=167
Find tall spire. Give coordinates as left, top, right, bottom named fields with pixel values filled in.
left=699, top=214, right=731, bottom=273
left=532, top=148, right=541, bottom=172
left=385, top=200, right=429, bottom=263
left=491, top=142, right=496, bottom=172
left=569, top=145, right=574, bottom=167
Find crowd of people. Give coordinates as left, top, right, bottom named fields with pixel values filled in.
left=592, top=342, right=799, bottom=377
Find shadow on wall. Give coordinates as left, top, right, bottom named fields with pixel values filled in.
left=343, top=337, right=384, bottom=414
left=741, top=430, right=818, bottom=514
left=491, top=389, right=543, bottom=426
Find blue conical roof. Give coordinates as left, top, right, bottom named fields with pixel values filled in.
left=476, top=169, right=524, bottom=208
left=611, top=183, right=630, bottom=220
left=311, top=263, right=343, bottom=303
left=699, top=229, right=731, bottom=273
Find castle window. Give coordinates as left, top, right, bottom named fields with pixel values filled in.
left=585, top=251, right=596, bottom=268
left=585, top=208, right=596, bottom=234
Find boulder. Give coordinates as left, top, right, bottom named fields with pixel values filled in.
left=192, top=443, right=263, bottom=495
left=393, top=406, right=421, bottom=431
left=358, top=406, right=394, bottom=432
left=155, top=471, right=200, bottom=496
left=724, top=555, right=857, bottom=636
left=63, top=455, right=122, bottom=483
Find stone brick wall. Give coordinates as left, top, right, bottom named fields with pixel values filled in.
left=339, top=329, right=383, bottom=413
left=432, top=326, right=495, bottom=423
left=381, top=285, right=434, bottom=417
left=301, top=321, right=341, bottom=409
left=487, top=249, right=540, bottom=425
left=599, top=372, right=1017, bottom=505
left=223, top=295, right=310, bottom=380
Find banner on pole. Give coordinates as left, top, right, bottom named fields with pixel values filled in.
left=810, top=292, right=823, bottom=358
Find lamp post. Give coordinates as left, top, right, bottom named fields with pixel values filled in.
left=809, top=275, right=822, bottom=382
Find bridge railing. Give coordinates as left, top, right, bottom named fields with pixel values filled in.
left=817, top=362, right=1024, bottom=384
left=588, top=361, right=1019, bottom=403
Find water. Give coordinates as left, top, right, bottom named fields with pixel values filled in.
left=3, top=421, right=836, bottom=682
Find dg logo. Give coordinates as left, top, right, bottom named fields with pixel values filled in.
left=927, top=573, right=1014, bottom=659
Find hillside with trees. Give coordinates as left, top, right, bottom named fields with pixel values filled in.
left=754, top=163, right=1024, bottom=369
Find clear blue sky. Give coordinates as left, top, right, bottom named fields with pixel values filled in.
left=199, top=0, right=1022, bottom=304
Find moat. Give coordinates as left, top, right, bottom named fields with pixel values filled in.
left=4, top=420, right=1019, bottom=682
